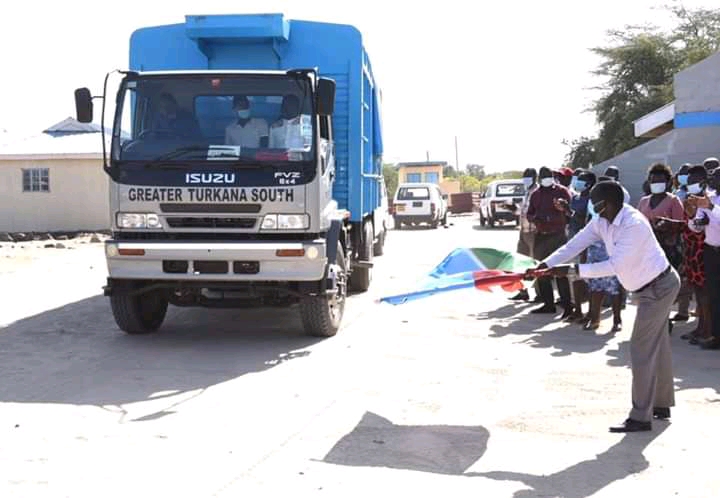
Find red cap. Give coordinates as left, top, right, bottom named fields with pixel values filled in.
left=555, top=167, right=574, bottom=177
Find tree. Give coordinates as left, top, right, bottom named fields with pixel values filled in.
left=465, top=164, right=486, bottom=181
left=443, top=165, right=459, bottom=178
left=563, top=136, right=597, bottom=169
left=382, top=163, right=398, bottom=200
left=567, top=4, right=720, bottom=163
left=459, top=175, right=483, bottom=193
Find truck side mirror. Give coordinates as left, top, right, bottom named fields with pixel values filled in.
left=316, top=78, right=335, bottom=116
left=74, top=88, right=94, bottom=123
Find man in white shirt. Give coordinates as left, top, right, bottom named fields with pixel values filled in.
left=529, top=181, right=680, bottom=433
left=687, top=178, right=720, bottom=350
left=225, top=96, right=269, bottom=148
left=269, top=94, right=310, bottom=150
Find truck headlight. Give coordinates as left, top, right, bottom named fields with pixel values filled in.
left=116, top=213, right=162, bottom=229
left=261, top=214, right=310, bottom=230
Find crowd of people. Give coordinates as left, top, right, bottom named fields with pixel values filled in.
left=511, top=157, right=720, bottom=351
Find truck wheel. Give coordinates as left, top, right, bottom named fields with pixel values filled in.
left=300, top=242, right=346, bottom=337
left=374, top=227, right=386, bottom=256
left=349, top=221, right=373, bottom=292
left=110, top=288, right=168, bottom=335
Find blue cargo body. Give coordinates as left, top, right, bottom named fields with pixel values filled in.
left=129, top=13, right=384, bottom=223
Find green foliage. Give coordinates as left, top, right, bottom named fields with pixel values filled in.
left=566, top=3, right=720, bottom=164
left=465, top=164, right=486, bottom=180
left=443, top=165, right=459, bottom=178
left=382, top=163, right=398, bottom=199
left=459, top=170, right=523, bottom=193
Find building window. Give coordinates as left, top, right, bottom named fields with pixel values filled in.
left=22, top=168, right=50, bottom=192
left=406, top=173, right=422, bottom=183
left=424, top=172, right=439, bottom=184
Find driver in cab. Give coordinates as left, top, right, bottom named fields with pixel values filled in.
left=225, top=95, right=269, bottom=148
left=153, top=93, right=201, bottom=138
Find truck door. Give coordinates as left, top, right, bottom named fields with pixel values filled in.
left=319, top=114, right=335, bottom=223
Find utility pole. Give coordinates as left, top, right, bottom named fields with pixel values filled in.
left=454, top=136, right=459, bottom=171
left=426, top=150, right=430, bottom=162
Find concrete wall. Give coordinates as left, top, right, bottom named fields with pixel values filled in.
left=594, top=127, right=720, bottom=204
left=674, top=51, right=720, bottom=114
left=0, top=158, right=110, bottom=232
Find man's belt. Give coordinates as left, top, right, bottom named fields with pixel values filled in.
left=633, top=266, right=671, bottom=293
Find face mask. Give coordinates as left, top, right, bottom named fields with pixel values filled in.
left=540, top=177, right=554, bottom=188
left=650, top=182, right=666, bottom=194
left=678, top=174, right=689, bottom=186
left=590, top=200, right=607, bottom=217
left=522, top=177, right=534, bottom=188
left=237, top=110, right=251, bottom=119
left=575, top=180, right=587, bottom=191
left=687, top=183, right=704, bottom=195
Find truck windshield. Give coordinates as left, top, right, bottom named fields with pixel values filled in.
left=111, top=75, right=314, bottom=164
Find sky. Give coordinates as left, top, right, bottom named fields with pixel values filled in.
left=0, top=0, right=716, bottom=172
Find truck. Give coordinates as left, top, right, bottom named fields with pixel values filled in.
left=73, top=14, right=386, bottom=338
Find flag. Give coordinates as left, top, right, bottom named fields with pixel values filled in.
left=377, top=248, right=539, bottom=305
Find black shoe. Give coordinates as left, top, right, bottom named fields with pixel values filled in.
left=560, top=306, right=575, bottom=320
left=653, top=407, right=670, bottom=420
left=701, top=337, right=720, bottom=350
left=532, top=295, right=543, bottom=304
left=510, top=290, right=529, bottom=302
left=670, top=313, right=689, bottom=322
left=669, top=320, right=673, bottom=335
left=609, top=418, right=651, bottom=433
left=531, top=305, right=557, bottom=314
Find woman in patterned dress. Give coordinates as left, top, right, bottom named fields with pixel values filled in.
left=657, top=165, right=711, bottom=343
left=582, top=177, right=623, bottom=332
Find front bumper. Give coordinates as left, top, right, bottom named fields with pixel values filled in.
left=104, top=240, right=327, bottom=281
left=491, top=210, right=517, bottom=221
left=394, top=214, right=435, bottom=224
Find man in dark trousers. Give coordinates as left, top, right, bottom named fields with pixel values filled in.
left=532, top=181, right=680, bottom=432
left=526, top=167, right=573, bottom=315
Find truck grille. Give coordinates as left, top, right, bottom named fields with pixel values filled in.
left=165, top=217, right=257, bottom=229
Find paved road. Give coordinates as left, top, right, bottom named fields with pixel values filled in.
left=1, top=216, right=719, bottom=497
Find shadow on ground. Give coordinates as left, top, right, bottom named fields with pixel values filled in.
left=472, top=224, right=519, bottom=231
left=0, top=295, right=323, bottom=408
left=474, top=303, right=617, bottom=357
left=468, top=425, right=667, bottom=497
left=607, top=335, right=720, bottom=397
left=322, top=411, right=490, bottom=475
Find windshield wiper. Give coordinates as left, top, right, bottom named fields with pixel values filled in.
left=150, top=145, right=212, bottom=162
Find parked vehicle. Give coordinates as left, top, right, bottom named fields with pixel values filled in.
left=392, top=183, right=447, bottom=229
left=72, top=13, right=385, bottom=338
left=478, top=179, right=525, bottom=227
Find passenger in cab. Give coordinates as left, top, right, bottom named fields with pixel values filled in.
left=225, top=96, right=269, bottom=148
left=269, top=95, right=307, bottom=150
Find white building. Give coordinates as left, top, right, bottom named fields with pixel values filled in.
left=0, top=118, right=110, bottom=233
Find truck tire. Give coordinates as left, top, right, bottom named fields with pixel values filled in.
left=110, top=288, right=168, bottom=335
left=373, top=226, right=386, bottom=256
left=300, top=242, right=346, bottom=337
left=349, top=221, right=373, bottom=292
